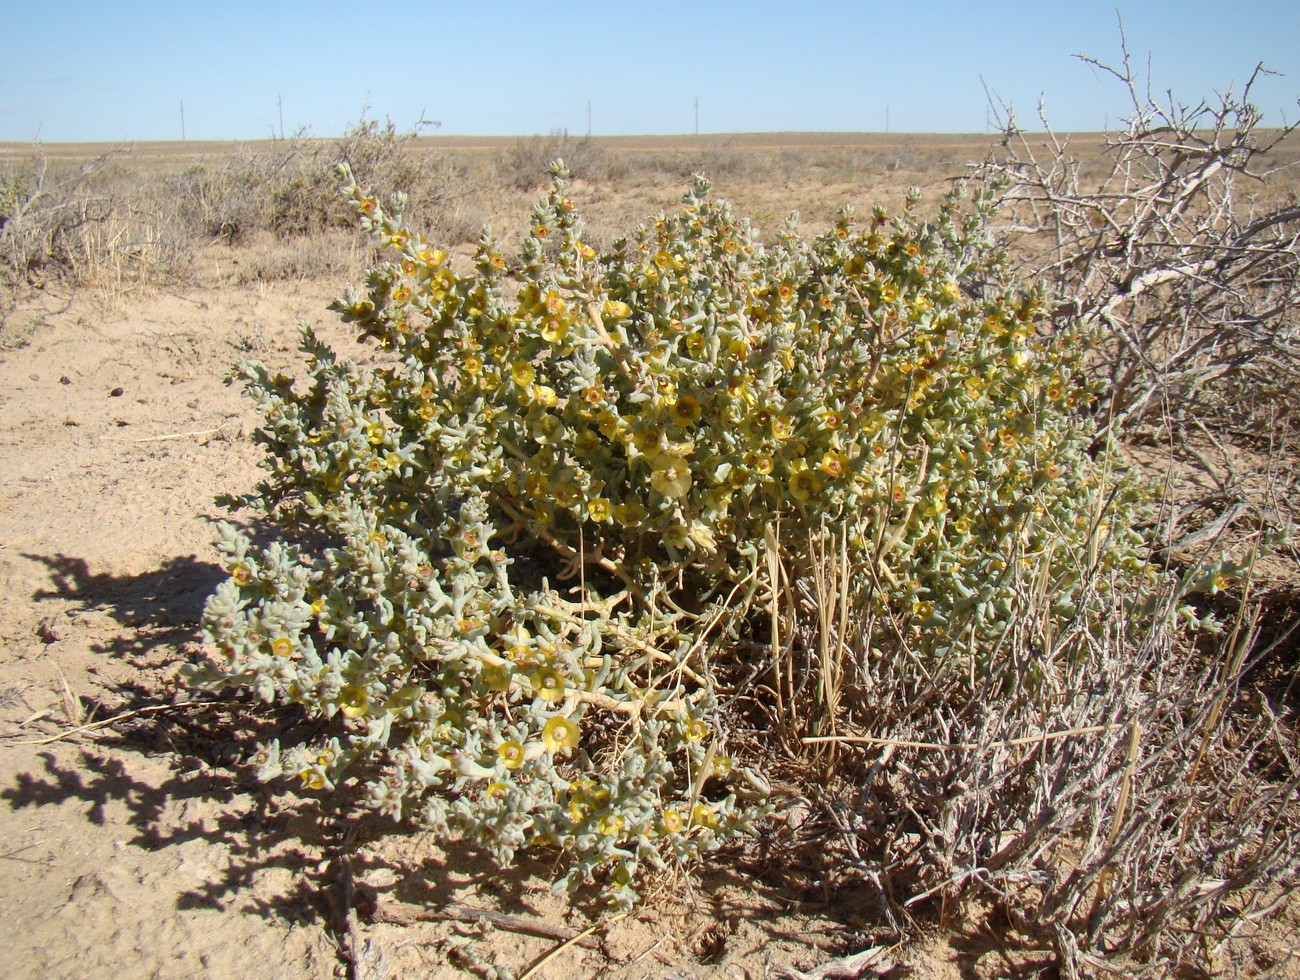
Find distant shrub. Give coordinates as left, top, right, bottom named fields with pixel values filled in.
left=169, top=117, right=483, bottom=247
left=496, top=130, right=609, bottom=189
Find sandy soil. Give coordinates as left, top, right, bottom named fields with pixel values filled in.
left=0, top=280, right=959, bottom=980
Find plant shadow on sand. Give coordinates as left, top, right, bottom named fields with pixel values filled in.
left=10, top=545, right=759, bottom=948
left=26, top=551, right=224, bottom=665
left=21, top=515, right=289, bottom=667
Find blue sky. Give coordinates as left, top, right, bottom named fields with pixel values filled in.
left=2, top=1, right=1297, bottom=142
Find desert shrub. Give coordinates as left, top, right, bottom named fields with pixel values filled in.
left=169, top=117, right=484, bottom=247
left=189, top=160, right=1171, bottom=909
left=496, top=130, right=609, bottom=189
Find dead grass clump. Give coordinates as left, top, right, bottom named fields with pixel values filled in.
left=751, top=528, right=1299, bottom=977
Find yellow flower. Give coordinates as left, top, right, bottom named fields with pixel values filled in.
left=482, top=663, right=511, bottom=692
left=576, top=242, right=596, bottom=260
left=664, top=524, right=690, bottom=550
left=568, top=799, right=591, bottom=823
left=615, top=501, right=647, bottom=527
left=542, top=715, right=580, bottom=753
left=685, top=333, right=707, bottom=358
left=498, top=740, right=526, bottom=770
left=653, top=250, right=673, bottom=269
left=669, top=395, right=703, bottom=427
left=270, top=636, right=294, bottom=658
left=551, top=480, right=580, bottom=506
left=464, top=353, right=483, bottom=375
left=880, top=283, right=899, bottom=303
left=485, top=781, right=509, bottom=800
left=338, top=686, right=369, bottom=719
left=598, top=813, right=624, bottom=836
left=540, top=318, right=569, bottom=343
left=692, top=803, right=719, bottom=829
left=603, top=299, right=631, bottom=319
left=531, top=413, right=565, bottom=444
left=574, top=429, right=602, bottom=455
left=597, top=410, right=623, bottom=440
left=299, top=768, right=327, bottom=791
left=511, top=362, right=536, bottom=386
left=366, top=423, right=386, bottom=445
left=661, top=808, right=685, bottom=833
left=231, top=563, right=252, bottom=586
left=531, top=666, right=566, bottom=701
left=771, top=415, right=793, bottom=440
left=587, top=498, right=613, bottom=522
left=820, top=451, right=849, bottom=478
left=684, top=719, right=709, bottom=742
left=789, top=470, right=822, bottom=502
left=650, top=454, right=692, bottom=498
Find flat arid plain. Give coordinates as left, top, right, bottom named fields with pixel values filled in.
left=1, top=128, right=1298, bottom=978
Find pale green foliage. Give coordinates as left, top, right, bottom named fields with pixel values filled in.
left=191, top=161, right=1163, bottom=905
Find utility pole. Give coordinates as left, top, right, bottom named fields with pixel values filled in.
left=180, top=100, right=186, bottom=141
left=885, top=104, right=890, bottom=134
left=587, top=101, right=592, bottom=137
left=694, top=97, right=699, bottom=136
left=278, top=94, right=285, bottom=140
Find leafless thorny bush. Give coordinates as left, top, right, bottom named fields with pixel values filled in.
left=0, top=149, right=191, bottom=331
left=757, top=525, right=1300, bottom=976
left=971, top=46, right=1300, bottom=444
